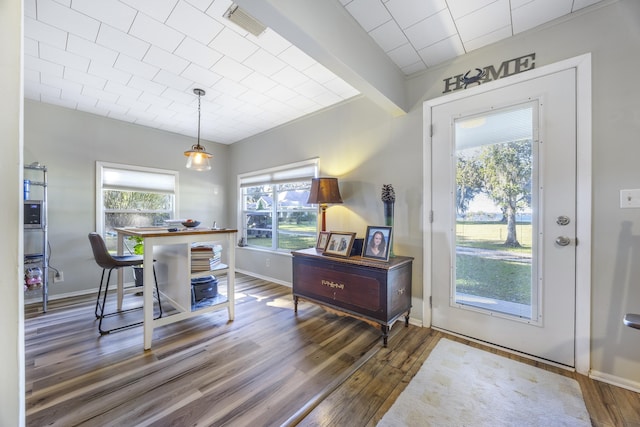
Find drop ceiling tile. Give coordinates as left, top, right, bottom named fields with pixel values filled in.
left=143, top=46, right=189, bottom=74
left=209, top=27, right=259, bottom=63
left=345, top=0, right=391, bottom=32
left=242, top=72, right=277, bottom=93
left=88, top=61, right=132, bottom=84
left=119, top=0, right=178, bottom=23
left=25, top=0, right=36, bottom=18
left=97, top=25, right=150, bottom=61
left=212, top=78, right=247, bottom=97
left=104, top=81, right=143, bottom=99
left=24, top=69, right=41, bottom=84
left=24, top=17, right=67, bottom=49
left=512, top=0, right=572, bottom=33
left=24, top=38, right=39, bottom=57
left=252, top=29, right=291, bottom=56
left=37, top=0, right=100, bottom=41
left=71, top=0, right=136, bottom=33
left=324, top=78, right=360, bottom=98
left=67, top=35, right=119, bottom=66
left=64, top=67, right=106, bottom=87
left=180, top=63, right=222, bottom=87
left=39, top=44, right=90, bottom=72
left=386, top=0, right=447, bottom=29
left=404, top=9, right=458, bottom=51
left=116, top=97, right=150, bottom=112
left=114, top=54, right=159, bottom=79
left=174, top=38, right=222, bottom=69
left=463, top=25, right=512, bottom=52
left=153, top=69, right=194, bottom=91
left=129, top=13, right=185, bottom=52
left=138, top=92, right=173, bottom=108
left=447, top=0, right=497, bottom=19
left=303, top=63, right=336, bottom=84
left=161, top=87, right=195, bottom=104
left=128, top=75, right=167, bottom=95
left=22, top=57, right=62, bottom=83
left=41, top=94, right=75, bottom=108
left=186, top=0, right=216, bottom=12
left=417, top=34, right=465, bottom=67
left=82, top=86, right=119, bottom=103
left=369, top=20, right=408, bottom=52
left=456, top=0, right=511, bottom=43
left=387, top=42, right=422, bottom=69
left=41, top=74, right=83, bottom=94
left=98, top=99, right=129, bottom=115
left=166, top=1, right=224, bottom=45
left=400, top=61, right=428, bottom=75
left=243, top=49, right=286, bottom=77
left=277, top=45, right=316, bottom=71
left=211, top=56, right=252, bottom=81
left=271, top=66, right=310, bottom=89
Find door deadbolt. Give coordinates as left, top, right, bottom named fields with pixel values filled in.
left=555, top=236, right=571, bottom=246
left=556, top=215, right=570, bottom=226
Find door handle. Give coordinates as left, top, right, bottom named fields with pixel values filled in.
left=555, top=236, right=571, bottom=246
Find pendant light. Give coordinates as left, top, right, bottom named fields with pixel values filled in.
left=184, top=88, right=212, bottom=171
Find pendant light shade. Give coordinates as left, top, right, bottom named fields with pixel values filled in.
left=184, top=88, right=212, bottom=171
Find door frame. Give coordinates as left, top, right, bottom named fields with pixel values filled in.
left=422, top=53, right=592, bottom=374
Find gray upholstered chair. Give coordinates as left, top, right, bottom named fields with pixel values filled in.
left=88, top=232, right=162, bottom=334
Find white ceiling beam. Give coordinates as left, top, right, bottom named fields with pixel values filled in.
left=235, top=0, right=409, bottom=116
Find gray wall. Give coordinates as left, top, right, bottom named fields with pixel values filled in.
left=227, top=0, right=640, bottom=388
left=24, top=100, right=229, bottom=298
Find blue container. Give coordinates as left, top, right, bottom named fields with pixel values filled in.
left=23, top=180, right=30, bottom=200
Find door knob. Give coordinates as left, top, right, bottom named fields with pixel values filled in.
left=556, top=215, right=570, bottom=226
left=555, top=236, right=571, bottom=246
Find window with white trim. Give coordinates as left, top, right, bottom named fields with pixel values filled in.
left=239, top=159, right=318, bottom=251
left=96, top=162, right=178, bottom=252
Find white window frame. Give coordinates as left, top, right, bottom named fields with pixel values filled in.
left=96, top=161, right=179, bottom=236
left=238, top=158, right=319, bottom=252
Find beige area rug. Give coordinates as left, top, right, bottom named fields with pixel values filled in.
left=378, top=338, right=590, bottom=426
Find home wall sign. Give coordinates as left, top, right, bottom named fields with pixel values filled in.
left=442, top=53, right=536, bottom=94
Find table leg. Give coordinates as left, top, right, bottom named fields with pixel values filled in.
left=143, top=237, right=155, bottom=350
left=116, top=233, right=124, bottom=311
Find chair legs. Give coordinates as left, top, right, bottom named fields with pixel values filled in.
left=95, top=264, right=163, bottom=335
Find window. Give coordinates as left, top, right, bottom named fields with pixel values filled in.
left=96, top=162, right=178, bottom=251
left=239, top=159, right=318, bottom=251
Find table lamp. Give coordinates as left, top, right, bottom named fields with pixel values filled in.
left=307, top=177, right=343, bottom=231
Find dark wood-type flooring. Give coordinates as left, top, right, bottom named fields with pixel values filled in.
left=25, top=274, right=640, bottom=426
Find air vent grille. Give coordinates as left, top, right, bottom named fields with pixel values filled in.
left=224, top=4, right=267, bottom=37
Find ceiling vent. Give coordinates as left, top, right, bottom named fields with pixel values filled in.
left=224, top=4, right=267, bottom=37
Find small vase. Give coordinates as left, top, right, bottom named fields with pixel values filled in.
left=383, top=201, right=395, bottom=257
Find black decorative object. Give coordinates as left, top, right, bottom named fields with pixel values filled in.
left=381, top=184, right=395, bottom=257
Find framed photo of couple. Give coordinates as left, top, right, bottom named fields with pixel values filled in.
left=362, top=226, right=392, bottom=261
left=323, top=231, right=356, bottom=258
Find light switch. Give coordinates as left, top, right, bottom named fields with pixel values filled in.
left=620, top=189, right=640, bottom=208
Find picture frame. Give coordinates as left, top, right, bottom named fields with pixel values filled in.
left=323, top=231, right=356, bottom=258
left=316, top=231, right=330, bottom=250
left=362, top=226, right=392, bottom=261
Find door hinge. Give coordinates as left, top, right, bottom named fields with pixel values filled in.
left=430, top=124, right=433, bottom=137
left=429, top=210, right=434, bottom=223
left=429, top=295, right=432, bottom=308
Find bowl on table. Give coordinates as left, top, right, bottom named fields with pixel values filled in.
left=181, top=220, right=200, bottom=228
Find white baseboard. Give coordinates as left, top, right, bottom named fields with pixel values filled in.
left=589, top=370, right=640, bottom=393
left=235, top=268, right=291, bottom=288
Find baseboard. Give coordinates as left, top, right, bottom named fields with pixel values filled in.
left=235, top=268, right=291, bottom=288
left=589, top=370, right=640, bottom=393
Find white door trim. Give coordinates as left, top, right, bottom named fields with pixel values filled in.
left=423, top=53, right=592, bottom=374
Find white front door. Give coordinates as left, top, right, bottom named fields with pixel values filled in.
left=429, top=68, right=577, bottom=366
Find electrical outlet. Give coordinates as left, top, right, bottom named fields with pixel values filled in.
left=54, top=271, right=64, bottom=283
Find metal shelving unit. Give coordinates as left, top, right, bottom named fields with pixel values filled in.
left=24, top=163, right=48, bottom=312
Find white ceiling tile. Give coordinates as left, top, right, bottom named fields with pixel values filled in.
left=39, top=44, right=90, bottom=72
left=345, top=0, right=391, bottom=32
left=463, top=25, right=512, bottom=52
left=153, top=69, right=194, bottom=91
left=104, top=81, right=143, bottom=99
left=313, top=90, right=343, bottom=108
left=387, top=43, right=422, bottom=69
left=512, top=0, right=572, bottom=33
left=27, top=83, right=59, bottom=99
left=97, top=25, right=150, bottom=61
left=67, top=35, right=119, bottom=66
left=456, top=0, right=511, bottom=43
left=63, top=67, right=106, bottom=87
left=138, top=92, right=173, bottom=108
left=128, top=75, right=167, bottom=95
left=447, top=0, right=497, bottom=19
left=295, top=79, right=329, bottom=99
left=386, top=0, right=447, bottom=29
left=277, top=45, right=316, bottom=71
left=114, top=54, right=159, bottom=79
left=186, top=0, right=216, bottom=12
left=271, top=66, right=309, bottom=88
left=41, top=94, right=75, bottom=108
left=98, top=99, right=129, bottom=115
left=303, top=63, right=336, bottom=85
left=24, top=68, right=41, bottom=84
left=82, top=86, right=119, bottom=103
left=24, top=38, right=39, bottom=57
left=212, top=78, right=247, bottom=97
left=264, top=84, right=297, bottom=102
left=129, top=13, right=185, bottom=52
left=209, top=27, right=259, bottom=63
left=572, top=0, right=602, bottom=11
left=252, top=29, right=291, bottom=56
left=180, top=63, right=222, bottom=87
left=116, top=97, right=150, bottom=112
left=324, top=78, right=360, bottom=98
left=25, top=0, right=37, bottom=18
left=71, top=0, right=136, bottom=33
left=404, top=9, right=458, bottom=50
left=41, top=74, right=83, bottom=94
left=119, top=0, right=179, bottom=23
left=241, top=72, right=277, bottom=93
left=174, top=38, right=222, bottom=69
left=167, top=1, right=224, bottom=45
left=243, top=49, right=286, bottom=76
left=401, top=61, right=428, bottom=75
left=417, top=35, right=465, bottom=67
left=369, top=20, right=408, bottom=52
left=211, top=56, right=252, bottom=81
left=24, top=17, right=67, bottom=49
left=143, top=46, right=189, bottom=74
left=37, top=0, right=100, bottom=41
left=88, top=61, right=132, bottom=84
left=161, top=87, right=195, bottom=104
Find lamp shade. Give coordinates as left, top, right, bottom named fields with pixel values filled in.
left=307, top=178, right=343, bottom=205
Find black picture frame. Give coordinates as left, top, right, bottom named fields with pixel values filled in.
left=362, top=226, right=392, bottom=261
left=323, top=231, right=356, bottom=258
left=316, top=231, right=330, bottom=250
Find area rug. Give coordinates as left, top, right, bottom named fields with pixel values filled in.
left=377, top=338, right=590, bottom=426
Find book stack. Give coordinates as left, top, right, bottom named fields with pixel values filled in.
left=191, top=244, right=223, bottom=273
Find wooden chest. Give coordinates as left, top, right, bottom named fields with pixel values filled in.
left=292, top=248, right=413, bottom=346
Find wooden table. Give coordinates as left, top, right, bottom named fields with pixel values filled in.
left=292, top=248, right=413, bottom=346
left=114, top=227, right=237, bottom=349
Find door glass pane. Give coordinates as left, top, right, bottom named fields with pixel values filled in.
left=454, top=104, right=536, bottom=320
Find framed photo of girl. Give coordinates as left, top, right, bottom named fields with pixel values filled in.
left=323, top=231, right=356, bottom=258
left=362, top=226, right=392, bottom=261
left=316, top=231, right=330, bottom=250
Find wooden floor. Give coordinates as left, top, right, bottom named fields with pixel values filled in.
left=25, top=275, right=640, bottom=426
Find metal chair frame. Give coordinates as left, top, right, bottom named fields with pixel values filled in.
left=88, top=232, right=162, bottom=335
